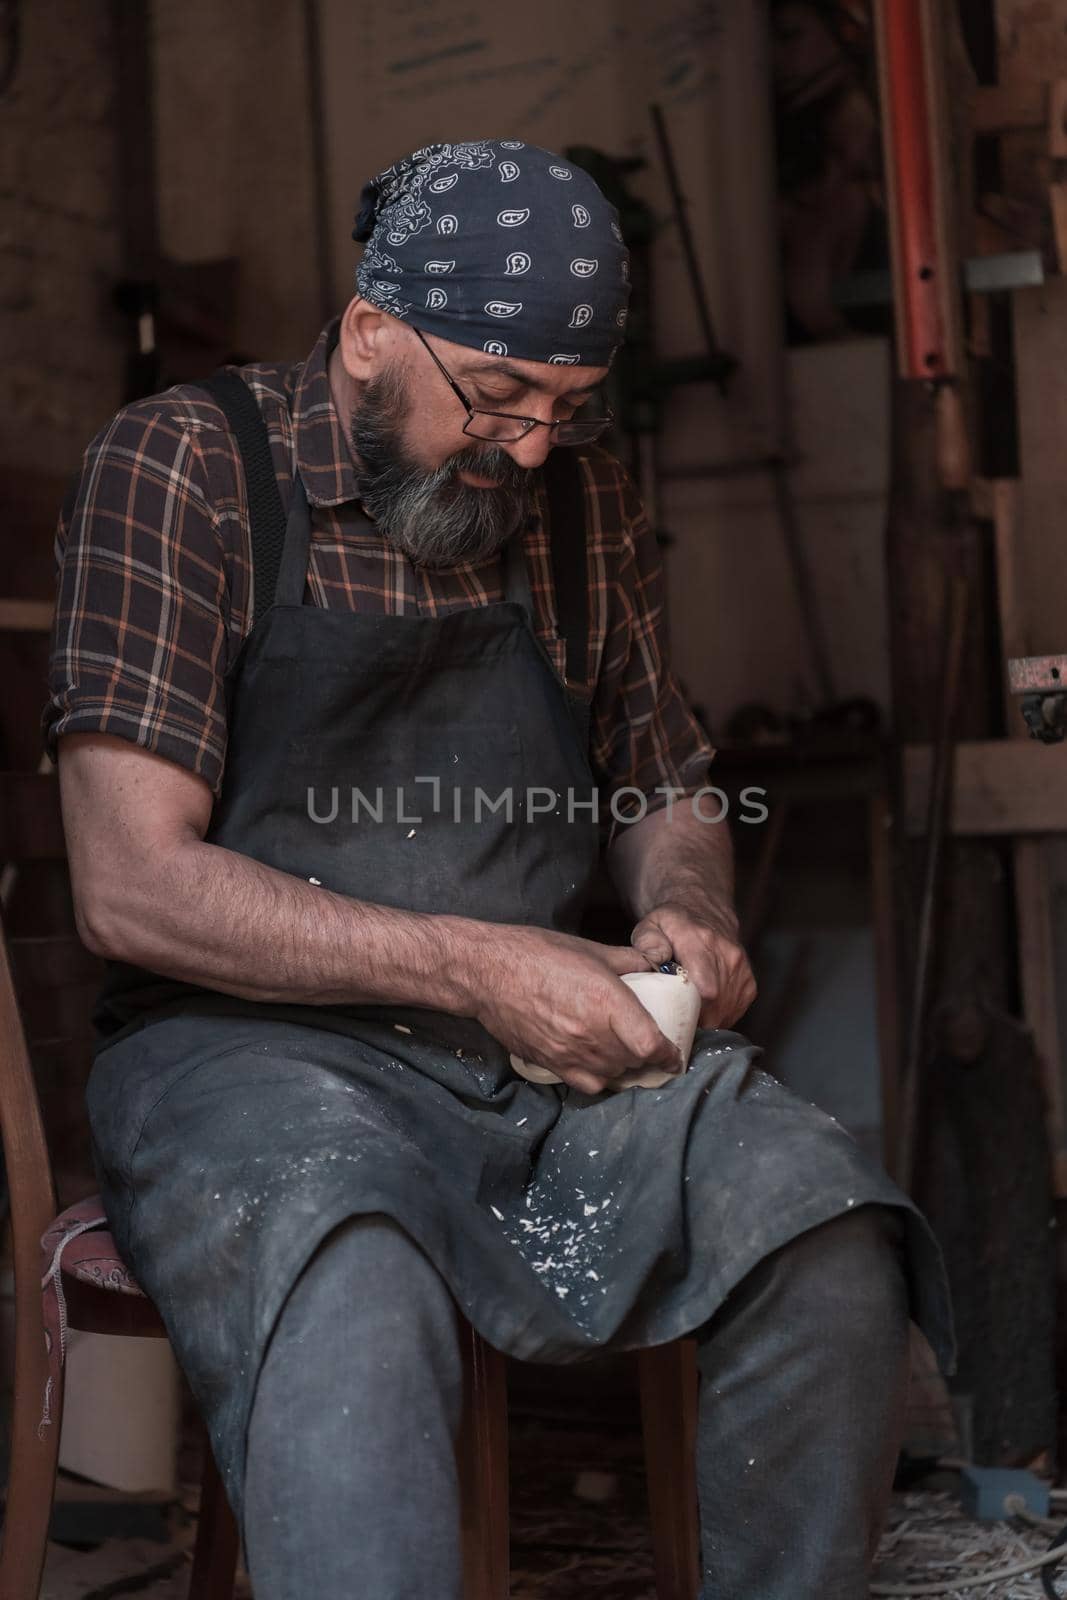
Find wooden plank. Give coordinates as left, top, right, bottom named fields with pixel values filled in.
left=1014, top=282, right=1067, bottom=655
left=903, top=738, right=1067, bottom=835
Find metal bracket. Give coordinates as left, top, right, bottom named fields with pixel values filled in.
left=1008, top=655, right=1067, bottom=743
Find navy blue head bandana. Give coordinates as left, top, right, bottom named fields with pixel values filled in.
left=352, top=140, right=630, bottom=367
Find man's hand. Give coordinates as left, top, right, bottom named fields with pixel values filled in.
left=629, top=903, right=757, bottom=1029
left=467, top=926, right=683, bottom=1096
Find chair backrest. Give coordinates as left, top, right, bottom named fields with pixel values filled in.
left=1, top=774, right=68, bottom=1511
left=1, top=767, right=103, bottom=1174
left=0, top=772, right=71, bottom=1229
left=0, top=770, right=104, bottom=1320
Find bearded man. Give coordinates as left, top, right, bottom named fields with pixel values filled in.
left=44, top=141, right=951, bottom=1600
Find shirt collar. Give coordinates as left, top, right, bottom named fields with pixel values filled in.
left=291, top=318, right=362, bottom=507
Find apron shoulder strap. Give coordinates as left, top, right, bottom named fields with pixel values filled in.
left=196, top=373, right=590, bottom=671
left=541, top=447, right=588, bottom=690
left=196, top=371, right=288, bottom=626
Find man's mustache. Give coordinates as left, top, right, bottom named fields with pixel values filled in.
left=444, top=445, right=529, bottom=491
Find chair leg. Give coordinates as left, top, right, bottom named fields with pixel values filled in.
left=637, top=1338, right=701, bottom=1600
left=0, top=1321, right=64, bottom=1597
left=187, top=1419, right=239, bottom=1600
left=457, top=1318, right=509, bottom=1600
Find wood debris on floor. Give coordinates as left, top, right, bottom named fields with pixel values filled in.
left=35, top=1480, right=1067, bottom=1600
left=872, top=1490, right=1066, bottom=1600
left=29, top=1398, right=1067, bottom=1598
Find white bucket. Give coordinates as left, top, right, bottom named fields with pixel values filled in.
left=58, top=1328, right=179, bottom=1494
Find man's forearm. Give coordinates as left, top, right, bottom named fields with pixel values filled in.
left=89, top=835, right=490, bottom=1012
left=606, top=795, right=757, bottom=1024
left=607, top=797, right=739, bottom=936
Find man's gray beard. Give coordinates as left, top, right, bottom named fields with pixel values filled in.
left=351, top=366, right=535, bottom=569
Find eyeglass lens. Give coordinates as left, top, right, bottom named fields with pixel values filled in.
left=463, top=412, right=610, bottom=444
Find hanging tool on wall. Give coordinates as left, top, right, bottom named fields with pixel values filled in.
left=896, top=573, right=969, bottom=1192
left=649, top=103, right=737, bottom=397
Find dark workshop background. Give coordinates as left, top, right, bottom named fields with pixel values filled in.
left=3, top=0, right=1067, bottom=1473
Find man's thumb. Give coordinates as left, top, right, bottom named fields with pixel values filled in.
left=631, top=922, right=672, bottom=963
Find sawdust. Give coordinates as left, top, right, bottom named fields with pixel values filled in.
left=872, top=1489, right=1065, bottom=1598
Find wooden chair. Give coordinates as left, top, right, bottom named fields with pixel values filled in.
left=0, top=770, right=701, bottom=1599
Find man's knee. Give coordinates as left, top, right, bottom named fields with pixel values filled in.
left=699, top=1203, right=910, bottom=1371
left=778, top=1204, right=910, bottom=1355
left=300, top=1211, right=463, bottom=1362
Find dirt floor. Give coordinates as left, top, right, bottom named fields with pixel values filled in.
left=29, top=1377, right=1067, bottom=1599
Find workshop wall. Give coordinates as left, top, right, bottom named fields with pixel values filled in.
left=0, top=0, right=321, bottom=481
left=0, top=0, right=125, bottom=479
left=152, top=0, right=321, bottom=362
left=318, top=2, right=784, bottom=465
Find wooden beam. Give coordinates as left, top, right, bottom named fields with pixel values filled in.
left=991, top=480, right=1067, bottom=1193
left=1015, top=281, right=1067, bottom=653
left=904, top=738, right=1067, bottom=835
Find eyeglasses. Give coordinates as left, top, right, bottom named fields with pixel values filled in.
left=411, top=325, right=613, bottom=446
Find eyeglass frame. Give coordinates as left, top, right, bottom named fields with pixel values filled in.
left=410, top=324, right=614, bottom=445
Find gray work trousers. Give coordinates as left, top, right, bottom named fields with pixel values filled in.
left=241, top=1205, right=910, bottom=1600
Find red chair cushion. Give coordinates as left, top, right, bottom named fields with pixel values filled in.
left=41, top=1195, right=144, bottom=1296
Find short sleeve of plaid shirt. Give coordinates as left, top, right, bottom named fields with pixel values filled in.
left=42, top=401, right=232, bottom=790
left=583, top=457, right=715, bottom=840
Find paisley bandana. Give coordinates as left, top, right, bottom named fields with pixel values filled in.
left=353, top=140, right=630, bottom=367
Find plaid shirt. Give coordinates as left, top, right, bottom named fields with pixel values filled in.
left=43, top=321, right=714, bottom=826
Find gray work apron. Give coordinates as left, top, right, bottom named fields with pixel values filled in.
left=85, top=455, right=954, bottom=1537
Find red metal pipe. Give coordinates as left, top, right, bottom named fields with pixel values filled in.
left=879, top=0, right=949, bottom=379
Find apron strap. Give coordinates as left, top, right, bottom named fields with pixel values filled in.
left=274, top=472, right=313, bottom=605
left=196, top=372, right=290, bottom=626
left=542, top=447, right=588, bottom=691
left=502, top=524, right=535, bottom=613
left=196, top=370, right=591, bottom=673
